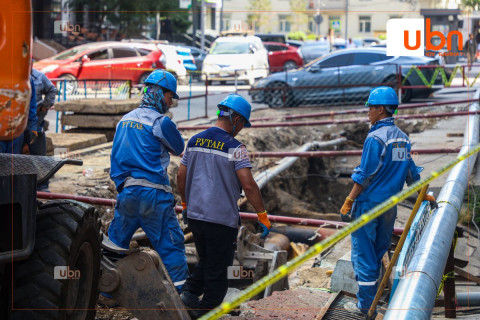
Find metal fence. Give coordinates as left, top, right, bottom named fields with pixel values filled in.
left=54, top=79, right=132, bottom=101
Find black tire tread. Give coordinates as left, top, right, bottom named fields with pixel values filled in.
left=12, top=201, right=100, bottom=320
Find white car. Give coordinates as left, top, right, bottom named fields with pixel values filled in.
left=202, top=36, right=269, bottom=85
left=156, top=44, right=188, bottom=84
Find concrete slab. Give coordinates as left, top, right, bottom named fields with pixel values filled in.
left=55, top=99, right=140, bottom=114
left=330, top=251, right=358, bottom=295
left=62, top=114, right=124, bottom=128
left=46, top=133, right=107, bottom=154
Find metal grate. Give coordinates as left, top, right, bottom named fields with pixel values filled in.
left=317, top=291, right=386, bottom=320
left=0, top=154, right=82, bottom=185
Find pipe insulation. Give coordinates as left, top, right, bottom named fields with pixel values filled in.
left=385, top=90, right=480, bottom=320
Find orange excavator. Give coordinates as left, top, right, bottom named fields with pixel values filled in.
left=0, top=3, right=191, bottom=320
left=0, top=2, right=102, bottom=319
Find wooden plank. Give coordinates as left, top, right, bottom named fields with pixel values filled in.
left=62, top=114, right=124, bottom=128
left=55, top=99, right=140, bottom=114
left=454, top=266, right=480, bottom=285
left=443, top=243, right=456, bottom=318
left=315, top=292, right=339, bottom=319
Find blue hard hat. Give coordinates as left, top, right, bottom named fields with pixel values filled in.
left=218, top=94, right=252, bottom=127
left=144, top=69, right=179, bottom=99
left=366, top=86, right=398, bottom=107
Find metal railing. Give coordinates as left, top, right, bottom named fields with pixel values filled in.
left=54, top=79, right=132, bottom=101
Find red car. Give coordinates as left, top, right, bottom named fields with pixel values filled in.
left=33, top=42, right=165, bottom=85
left=263, top=42, right=304, bottom=73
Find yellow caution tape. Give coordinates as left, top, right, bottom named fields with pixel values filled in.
left=200, top=143, right=480, bottom=320
left=402, top=65, right=480, bottom=88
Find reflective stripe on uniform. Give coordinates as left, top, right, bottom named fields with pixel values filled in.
left=187, top=147, right=231, bottom=159
left=358, top=280, right=376, bottom=286
left=174, top=280, right=186, bottom=286
left=123, top=177, right=172, bottom=193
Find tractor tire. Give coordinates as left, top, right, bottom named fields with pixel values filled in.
left=11, top=200, right=101, bottom=320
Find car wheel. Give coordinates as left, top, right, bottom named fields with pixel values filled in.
left=266, top=82, right=291, bottom=108
left=382, top=75, right=412, bottom=103
left=58, top=74, right=78, bottom=96
left=12, top=200, right=101, bottom=320
left=284, top=60, right=297, bottom=71
left=138, top=72, right=150, bottom=85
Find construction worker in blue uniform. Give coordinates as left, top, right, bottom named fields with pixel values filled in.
left=340, top=87, right=435, bottom=316
left=0, top=76, right=37, bottom=154
left=177, top=94, right=271, bottom=319
left=108, top=69, right=188, bottom=293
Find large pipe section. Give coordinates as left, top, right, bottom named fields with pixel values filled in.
left=249, top=148, right=459, bottom=158
left=250, top=99, right=473, bottom=122
left=385, top=91, right=480, bottom=319
left=253, top=138, right=346, bottom=190
left=178, top=110, right=480, bottom=130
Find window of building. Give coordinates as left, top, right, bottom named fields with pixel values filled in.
left=279, top=15, right=291, bottom=32
left=359, top=16, right=371, bottom=33
left=222, top=14, right=231, bottom=31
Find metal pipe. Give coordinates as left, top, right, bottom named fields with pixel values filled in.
left=270, top=225, right=337, bottom=245
left=457, top=292, right=480, bottom=306
left=250, top=99, right=473, bottom=122
left=36, top=191, right=405, bottom=235
left=254, top=138, right=346, bottom=189
left=385, top=92, right=480, bottom=320
left=178, top=110, right=480, bottom=130
left=249, top=148, right=460, bottom=158
left=264, top=233, right=290, bottom=251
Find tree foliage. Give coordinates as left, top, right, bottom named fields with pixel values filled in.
left=289, top=0, right=308, bottom=33
left=248, top=0, right=273, bottom=33
left=69, top=0, right=190, bottom=37
left=462, top=0, right=480, bottom=11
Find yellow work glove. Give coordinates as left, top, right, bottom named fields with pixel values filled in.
left=257, top=211, right=271, bottom=239
left=340, top=197, right=354, bottom=222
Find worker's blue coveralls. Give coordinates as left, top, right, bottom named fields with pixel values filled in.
left=109, top=105, right=188, bottom=292
left=0, top=77, right=37, bottom=154
left=350, top=117, right=421, bottom=312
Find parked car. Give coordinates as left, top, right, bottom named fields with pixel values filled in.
left=286, top=40, right=303, bottom=48
left=178, top=45, right=208, bottom=72
left=250, top=48, right=441, bottom=108
left=176, top=46, right=197, bottom=72
left=263, top=42, right=303, bottom=72
left=298, top=41, right=331, bottom=64
left=202, top=36, right=269, bottom=85
left=255, top=33, right=287, bottom=43
left=34, top=41, right=165, bottom=85
left=155, top=44, right=188, bottom=84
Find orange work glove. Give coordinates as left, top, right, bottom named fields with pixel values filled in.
left=424, top=194, right=436, bottom=202
left=181, top=202, right=188, bottom=225
left=340, top=197, right=354, bottom=216
left=257, top=211, right=271, bottom=238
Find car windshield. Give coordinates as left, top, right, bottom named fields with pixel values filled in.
left=51, top=44, right=101, bottom=60
left=210, top=42, right=250, bottom=54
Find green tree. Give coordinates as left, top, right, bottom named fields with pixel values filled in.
left=248, top=0, right=273, bottom=33
left=69, top=0, right=190, bottom=37
left=288, top=0, right=308, bottom=33
left=462, top=0, right=480, bottom=11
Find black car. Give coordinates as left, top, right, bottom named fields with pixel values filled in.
left=250, top=48, right=441, bottom=108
